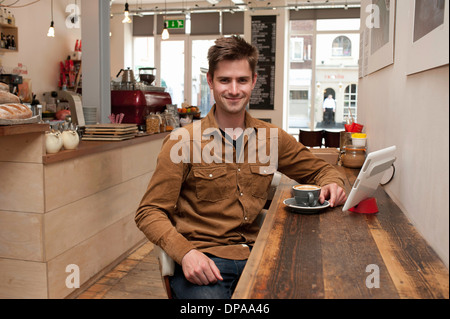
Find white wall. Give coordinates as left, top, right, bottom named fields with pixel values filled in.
left=358, top=1, right=449, bottom=267
left=1, top=0, right=81, bottom=102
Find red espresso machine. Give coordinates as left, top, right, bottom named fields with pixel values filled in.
left=111, top=68, right=171, bottom=130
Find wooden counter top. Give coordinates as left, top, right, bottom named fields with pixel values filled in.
left=0, top=123, right=49, bottom=136
left=43, top=132, right=170, bottom=164
left=232, top=166, right=449, bottom=299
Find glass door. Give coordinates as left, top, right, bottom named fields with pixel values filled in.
left=314, top=19, right=360, bottom=130
left=191, top=38, right=216, bottom=115
left=160, top=39, right=185, bottom=107
left=287, top=18, right=360, bottom=134
left=287, top=21, right=315, bottom=136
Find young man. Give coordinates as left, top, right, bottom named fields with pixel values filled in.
left=135, top=36, right=347, bottom=299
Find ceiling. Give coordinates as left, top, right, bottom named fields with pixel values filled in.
left=111, top=0, right=361, bottom=13
left=111, top=0, right=361, bottom=6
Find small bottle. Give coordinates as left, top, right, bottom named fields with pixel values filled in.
left=11, top=14, right=15, bottom=26
left=0, top=10, right=4, bottom=24
left=7, top=11, right=11, bottom=24
left=0, top=33, right=5, bottom=49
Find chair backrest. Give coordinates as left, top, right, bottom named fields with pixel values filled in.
left=323, top=130, right=341, bottom=148
left=299, top=129, right=324, bottom=148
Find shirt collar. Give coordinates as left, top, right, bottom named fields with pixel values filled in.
left=203, top=104, right=260, bottom=132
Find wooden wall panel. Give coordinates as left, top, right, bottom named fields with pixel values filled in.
left=0, top=211, right=43, bottom=261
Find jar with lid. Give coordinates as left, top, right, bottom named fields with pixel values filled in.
left=157, top=112, right=166, bottom=132
left=164, top=110, right=177, bottom=132
left=341, top=146, right=366, bottom=168
left=146, top=112, right=160, bottom=134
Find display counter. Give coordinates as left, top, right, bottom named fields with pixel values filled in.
left=0, top=126, right=169, bottom=298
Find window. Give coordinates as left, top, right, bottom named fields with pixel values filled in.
left=332, top=36, right=352, bottom=57
left=290, top=38, right=305, bottom=61
left=133, top=37, right=155, bottom=76
left=343, top=84, right=358, bottom=121
left=290, top=90, right=309, bottom=100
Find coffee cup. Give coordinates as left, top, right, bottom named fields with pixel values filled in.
left=292, top=184, right=321, bottom=207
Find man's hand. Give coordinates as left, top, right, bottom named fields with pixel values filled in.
left=181, top=249, right=223, bottom=285
left=319, top=183, right=347, bottom=207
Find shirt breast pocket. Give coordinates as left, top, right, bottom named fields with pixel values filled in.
left=193, top=166, right=233, bottom=202
left=250, top=165, right=276, bottom=199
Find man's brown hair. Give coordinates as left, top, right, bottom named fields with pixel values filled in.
left=207, top=35, right=259, bottom=79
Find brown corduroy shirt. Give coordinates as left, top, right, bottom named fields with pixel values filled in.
left=135, top=106, right=345, bottom=265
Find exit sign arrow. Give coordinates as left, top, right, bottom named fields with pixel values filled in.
left=166, top=19, right=184, bottom=29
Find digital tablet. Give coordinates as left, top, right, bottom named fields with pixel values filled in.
left=342, top=146, right=397, bottom=212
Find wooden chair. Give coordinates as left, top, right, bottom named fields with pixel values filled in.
left=323, top=130, right=341, bottom=148
left=299, top=129, right=324, bottom=148
left=155, top=171, right=283, bottom=299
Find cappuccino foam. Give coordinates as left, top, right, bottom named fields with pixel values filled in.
left=294, top=185, right=320, bottom=191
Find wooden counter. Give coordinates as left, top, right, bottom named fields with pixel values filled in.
left=43, top=132, right=169, bottom=164
left=0, top=123, right=49, bottom=137
left=233, top=167, right=449, bottom=299
left=0, top=129, right=168, bottom=298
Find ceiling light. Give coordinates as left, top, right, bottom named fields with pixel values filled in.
left=122, top=2, right=132, bottom=23
left=47, top=0, right=55, bottom=37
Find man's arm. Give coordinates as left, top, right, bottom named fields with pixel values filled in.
left=135, top=136, right=195, bottom=265
left=277, top=129, right=347, bottom=206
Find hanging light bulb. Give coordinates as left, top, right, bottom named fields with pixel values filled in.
left=47, top=0, right=55, bottom=37
left=122, top=2, right=132, bottom=23
left=162, top=21, right=170, bottom=40
left=162, top=0, right=170, bottom=40
left=47, top=21, right=55, bottom=37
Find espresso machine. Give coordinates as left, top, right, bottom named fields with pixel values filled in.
left=111, top=67, right=172, bottom=130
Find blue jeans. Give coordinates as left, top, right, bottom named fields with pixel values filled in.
left=169, top=256, right=247, bottom=299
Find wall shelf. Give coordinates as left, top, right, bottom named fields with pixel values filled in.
left=0, top=22, right=18, bottom=52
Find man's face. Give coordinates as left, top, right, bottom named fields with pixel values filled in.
left=207, top=59, right=257, bottom=115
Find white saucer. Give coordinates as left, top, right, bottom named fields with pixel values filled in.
left=283, top=197, right=330, bottom=214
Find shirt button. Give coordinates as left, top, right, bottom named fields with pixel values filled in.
left=244, top=216, right=248, bottom=221
left=240, top=192, right=244, bottom=196
left=209, top=174, right=213, bottom=178
left=238, top=168, right=241, bottom=172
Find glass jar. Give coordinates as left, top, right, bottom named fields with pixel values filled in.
left=157, top=112, right=166, bottom=132
left=164, top=111, right=177, bottom=132
left=146, top=113, right=160, bottom=134
left=341, top=146, right=366, bottom=168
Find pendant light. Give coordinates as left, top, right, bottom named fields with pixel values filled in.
left=162, top=0, right=170, bottom=40
left=122, top=2, right=132, bottom=23
left=47, top=0, right=55, bottom=37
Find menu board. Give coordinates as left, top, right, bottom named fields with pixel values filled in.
left=250, top=15, right=276, bottom=110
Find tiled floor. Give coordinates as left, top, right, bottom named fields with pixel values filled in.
left=76, top=242, right=168, bottom=299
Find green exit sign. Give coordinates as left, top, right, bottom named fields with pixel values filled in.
left=166, top=19, right=184, bottom=29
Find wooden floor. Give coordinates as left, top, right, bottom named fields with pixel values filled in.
left=76, top=242, right=168, bottom=299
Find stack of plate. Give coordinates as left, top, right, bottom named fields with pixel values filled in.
left=83, top=107, right=97, bottom=125
left=82, top=123, right=138, bottom=141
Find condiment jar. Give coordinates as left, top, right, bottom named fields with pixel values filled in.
left=157, top=112, right=166, bottom=133
left=45, top=131, right=63, bottom=154
left=164, top=111, right=176, bottom=132
left=146, top=113, right=160, bottom=134
left=61, top=129, right=80, bottom=150
left=341, top=146, right=366, bottom=168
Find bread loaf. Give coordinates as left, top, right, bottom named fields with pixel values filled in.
left=0, top=91, right=21, bottom=104
left=0, top=82, right=10, bottom=92
left=0, top=103, right=33, bottom=120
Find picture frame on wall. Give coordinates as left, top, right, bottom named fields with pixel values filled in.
left=366, top=0, right=397, bottom=75
left=407, top=0, right=449, bottom=75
